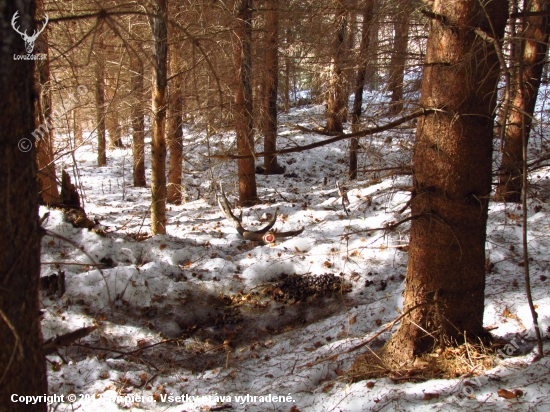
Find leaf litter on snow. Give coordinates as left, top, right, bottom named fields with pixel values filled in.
left=39, top=92, right=550, bottom=411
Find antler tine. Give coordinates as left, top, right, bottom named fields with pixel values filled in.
left=217, top=184, right=245, bottom=235
left=256, top=208, right=278, bottom=234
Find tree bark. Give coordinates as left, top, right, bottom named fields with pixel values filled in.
left=284, top=28, right=292, bottom=114
left=496, top=0, right=550, bottom=202
left=388, top=1, right=411, bottom=115
left=106, top=106, right=123, bottom=149
left=150, top=0, right=168, bottom=234
left=35, top=0, right=60, bottom=204
left=349, top=0, right=375, bottom=180
left=130, top=53, right=146, bottom=187
left=167, top=47, right=184, bottom=204
left=234, top=0, right=258, bottom=205
left=95, top=34, right=107, bottom=167
left=365, top=6, right=379, bottom=91
left=0, top=1, right=48, bottom=409
left=263, top=0, right=284, bottom=174
left=381, top=0, right=508, bottom=366
left=326, top=0, right=349, bottom=133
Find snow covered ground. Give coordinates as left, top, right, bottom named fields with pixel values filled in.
left=38, top=93, right=550, bottom=411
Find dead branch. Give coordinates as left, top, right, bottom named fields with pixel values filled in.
left=299, top=302, right=429, bottom=369
left=208, top=108, right=435, bottom=160
left=217, top=184, right=304, bottom=243
left=347, top=214, right=425, bottom=236
left=337, top=181, right=350, bottom=215
left=43, top=326, right=98, bottom=355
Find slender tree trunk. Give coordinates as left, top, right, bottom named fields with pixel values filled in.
left=284, top=28, right=291, bottom=113
left=365, top=9, right=379, bottom=91
left=326, top=0, right=349, bottom=133
left=381, top=0, right=508, bottom=366
left=345, top=0, right=357, bottom=87
left=130, top=53, right=146, bottom=187
left=73, top=109, right=83, bottom=145
left=150, top=0, right=168, bottom=234
left=388, top=2, right=411, bottom=115
left=496, top=0, right=550, bottom=202
left=95, top=34, right=107, bottom=167
left=263, top=0, right=284, bottom=174
left=0, top=1, right=48, bottom=409
left=35, top=0, right=59, bottom=204
left=234, top=0, right=257, bottom=205
left=349, top=0, right=375, bottom=179
left=167, top=47, right=184, bottom=204
left=106, top=107, right=123, bottom=149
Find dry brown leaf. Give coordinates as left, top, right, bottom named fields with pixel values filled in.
left=349, top=314, right=358, bottom=325
left=497, top=389, right=516, bottom=399
left=423, top=393, right=439, bottom=400
left=159, top=244, right=167, bottom=250
left=334, top=369, right=346, bottom=376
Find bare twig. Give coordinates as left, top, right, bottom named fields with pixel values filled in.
left=299, top=302, right=429, bottom=368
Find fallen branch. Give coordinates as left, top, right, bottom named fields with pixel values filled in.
left=43, top=326, right=98, bottom=355
left=208, top=108, right=435, bottom=160
left=299, top=302, right=429, bottom=368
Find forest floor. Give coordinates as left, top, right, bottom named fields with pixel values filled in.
left=40, top=92, right=550, bottom=411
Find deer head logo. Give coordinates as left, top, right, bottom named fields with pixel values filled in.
left=11, top=11, right=48, bottom=54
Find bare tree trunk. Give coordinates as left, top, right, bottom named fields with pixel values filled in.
left=106, top=107, right=123, bottom=149
left=73, top=109, right=83, bottom=145
left=234, top=0, right=258, bottom=205
left=284, top=28, right=291, bottom=113
left=130, top=53, right=146, bottom=187
left=365, top=10, right=379, bottom=91
left=150, top=0, right=168, bottom=234
left=167, top=46, right=184, bottom=204
left=388, top=1, right=411, bottom=115
left=35, top=0, right=59, bottom=204
left=263, top=0, right=284, bottom=174
left=326, top=0, right=349, bottom=133
left=95, top=34, right=107, bottom=167
left=349, top=0, right=375, bottom=180
left=381, top=0, right=508, bottom=366
left=496, top=0, right=550, bottom=202
left=0, top=1, right=48, bottom=409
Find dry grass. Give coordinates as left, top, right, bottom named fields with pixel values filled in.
left=348, top=339, right=501, bottom=383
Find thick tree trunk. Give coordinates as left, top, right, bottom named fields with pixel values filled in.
left=326, top=0, right=349, bottom=133
left=35, top=0, right=60, bottom=205
left=263, top=0, right=284, bottom=174
left=234, top=0, right=258, bottom=205
left=388, top=2, right=410, bottom=115
left=496, top=0, right=550, bottom=202
left=0, top=1, right=48, bottom=409
left=381, top=0, right=508, bottom=366
left=349, top=0, right=375, bottom=179
left=130, top=53, right=146, bottom=187
left=167, top=47, right=184, bottom=204
left=150, top=0, right=168, bottom=234
left=95, top=35, right=107, bottom=167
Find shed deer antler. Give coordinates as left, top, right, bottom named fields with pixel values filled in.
left=217, top=184, right=304, bottom=243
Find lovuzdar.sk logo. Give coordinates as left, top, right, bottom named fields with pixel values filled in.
left=12, top=10, right=48, bottom=61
